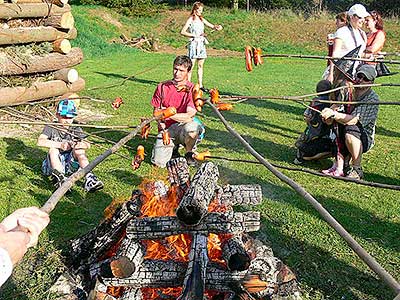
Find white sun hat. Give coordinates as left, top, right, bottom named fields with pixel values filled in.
left=348, top=4, right=370, bottom=18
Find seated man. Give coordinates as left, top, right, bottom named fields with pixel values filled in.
left=151, top=55, right=203, bottom=168
left=321, top=64, right=379, bottom=179
left=37, top=99, right=104, bottom=192
left=294, top=80, right=334, bottom=164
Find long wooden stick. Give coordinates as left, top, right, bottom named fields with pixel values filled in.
left=205, top=99, right=400, bottom=294
left=261, top=53, right=400, bottom=64
left=205, top=155, right=400, bottom=191
left=40, top=116, right=158, bottom=214
left=0, top=120, right=136, bottom=129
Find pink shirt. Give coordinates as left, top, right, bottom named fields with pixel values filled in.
left=151, top=80, right=195, bottom=128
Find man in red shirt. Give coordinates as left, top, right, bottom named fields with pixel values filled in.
left=151, top=55, right=202, bottom=167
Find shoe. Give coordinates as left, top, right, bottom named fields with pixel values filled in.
left=346, top=166, right=363, bottom=180
left=184, top=152, right=197, bottom=167
left=84, top=173, right=104, bottom=192
left=322, top=166, right=344, bottom=177
left=293, top=157, right=304, bottom=165
left=51, top=170, right=67, bottom=188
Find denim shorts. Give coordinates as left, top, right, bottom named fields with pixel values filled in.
left=42, top=151, right=79, bottom=176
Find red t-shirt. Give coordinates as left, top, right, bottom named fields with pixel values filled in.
left=151, top=80, right=195, bottom=128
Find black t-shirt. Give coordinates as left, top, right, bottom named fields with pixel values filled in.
left=41, top=124, right=86, bottom=143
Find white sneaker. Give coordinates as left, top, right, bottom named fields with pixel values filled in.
left=84, top=173, right=104, bottom=192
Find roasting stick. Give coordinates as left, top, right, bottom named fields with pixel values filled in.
left=41, top=114, right=166, bottom=214
left=205, top=99, right=400, bottom=295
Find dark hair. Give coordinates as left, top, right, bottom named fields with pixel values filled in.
left=173, top=55, right=192, bottom=72
left=336, top=12, right=347, bottom=23
left=190, top=1, right=204, bottom=21
left=316, top=80, right=332, bottom=93
left=369, top=10, right=384, bottom=30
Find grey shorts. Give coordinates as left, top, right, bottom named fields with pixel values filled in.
left=151, top=121, right=202, bottom=168
left=42, top=151, right=79, bottom=176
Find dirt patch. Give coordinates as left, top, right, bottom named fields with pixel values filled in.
left=89, top=9, right=123, bottom=28
left=75, top=108, right=112, bottom=124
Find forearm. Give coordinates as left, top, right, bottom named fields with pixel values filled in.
left=169, top=112, right=195, bottom=123
left=37, top=137, right=62, bottom=149
left=332, top=111, right=359, bottom=125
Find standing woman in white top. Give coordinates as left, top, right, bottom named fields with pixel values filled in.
left=180, top=2, right=223, bottom=88
left=326, top=4, right=369, bottom=82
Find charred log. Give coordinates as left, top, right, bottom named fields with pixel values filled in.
left=119, top=288, right=142, bottom=300
left=218, top=185, right=262, bottom=206
left=70, top=192, right=142, bottom=271
left=178, top=233, right=209, bottom=300
left=126, top=211, right=260, bottom=240
left=222, top=235, right=251, bottom=271
left=176, top=162, right=219, bottom=225
left=167, top=157, right=190, bottom=188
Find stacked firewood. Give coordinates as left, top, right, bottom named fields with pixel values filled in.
left=55, top=159, right=301, bottom=300
left=0, top=0, right=84, bottom=107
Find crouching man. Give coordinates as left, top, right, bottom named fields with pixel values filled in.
left=151, top=55, right=203, bottom=167
left=37, top=99, right=104, bottom=192
left=321, top=65, right=379, bottom=179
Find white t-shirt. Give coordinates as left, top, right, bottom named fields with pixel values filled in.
left=334, top=26, right=366, bottom=58
left=0, top=247, right=13, bottom=287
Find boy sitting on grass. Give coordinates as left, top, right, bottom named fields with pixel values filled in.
left=37, top=99, right=104, bottom=192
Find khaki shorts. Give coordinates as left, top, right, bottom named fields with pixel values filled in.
left=151, top=121, right=202, bottom=167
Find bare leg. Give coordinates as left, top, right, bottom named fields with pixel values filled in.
left=345, top=133, right=363, bottom=166
left=197, top=58, right=205, bottom=88
left=189, top=58, right=197, bottom=83
left=73, top=149, right=89, bottom=168
left=184, top=131, right=199, bottom=153
left=48, top=148, right=63, bottom=173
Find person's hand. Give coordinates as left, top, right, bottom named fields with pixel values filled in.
left=321, top=108, right=335, bottom=121
left=200, top=33, right=207, bottom=37
left=60, top=141, right=71, bottom=151
left=1, top=207, right=50, bottom=248
left=73, top=141, right=85, bottom=149
left=0, top=228, right=29, bottom=265
left=214, top=24, right=223, bottom=31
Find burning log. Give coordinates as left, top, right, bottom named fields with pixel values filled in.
left=222, top=235, right=251, bottom=271
left=218, top=184, right=262, bottom=206
left=70, top=191, right=143, bottom=271
left=111, top=238, right=145, bottom=278
left=176, top=162, right=219, bottom=225
left=0, top=47, right=82, bottom=75
left=0, top=26, right=77, bottom=45
left=126, top=211, right=260, bottom=240
left=0, top=3, right=71, bottom=19
left=43, top=12, right=74, bottom=29
left=178, top=233, right=209, bottom=300
left=166, top=158, right=190, bottom=199
left=120, top=288, right=142, bottom=300
left=0, top=78, right=85, bottom=107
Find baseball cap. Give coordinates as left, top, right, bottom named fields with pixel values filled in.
left=348, top=4, right=370, bottom=18
left=57, top=99, right=77, bottom=118
left=356, top=64, right=377, bottom=81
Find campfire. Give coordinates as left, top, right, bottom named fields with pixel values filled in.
left=54, top=158, right=300, bottom=300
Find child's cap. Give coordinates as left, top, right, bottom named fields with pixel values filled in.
left=57, top=99, right=77, bottom=118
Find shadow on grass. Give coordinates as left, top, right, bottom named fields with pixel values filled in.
left=94, top=71, right=159, bottom=87
left=0, top=278, right=29, bottom=300
left=376, top=126, right=400, bottom=138
left=216, top=164, right=396, bottom=300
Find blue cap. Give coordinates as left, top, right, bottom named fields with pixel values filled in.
left=57, top=99, right=77, bottom=118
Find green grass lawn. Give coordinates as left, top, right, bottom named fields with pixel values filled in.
left=0, top=5, right=399, bottom=300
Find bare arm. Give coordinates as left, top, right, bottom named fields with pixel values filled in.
left=321, top=108, right=359, bottom=125
left=37, top=133, right=63, bottom=149
left=181, top=18, right=195, bottom=38
left=365, top=31, right=385, bottom=54
left=168, top=107, right=197, bottom=123
left=203, top=18, right=222, bottom=30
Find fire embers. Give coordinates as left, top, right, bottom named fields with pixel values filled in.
left=63, top=160, right=300, bottom=300
left=112, top=97, right=124, bottom=110
left=131, top=145, right=145, bottom=171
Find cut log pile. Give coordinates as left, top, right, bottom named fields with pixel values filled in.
left=53, top=159, right=301, bottom=300
left=0, top=1, right=84, bottom=107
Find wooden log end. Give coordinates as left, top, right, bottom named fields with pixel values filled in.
left=176, top=205, right=204, bottom=226
left=53, top=38, right=71, bottom=54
